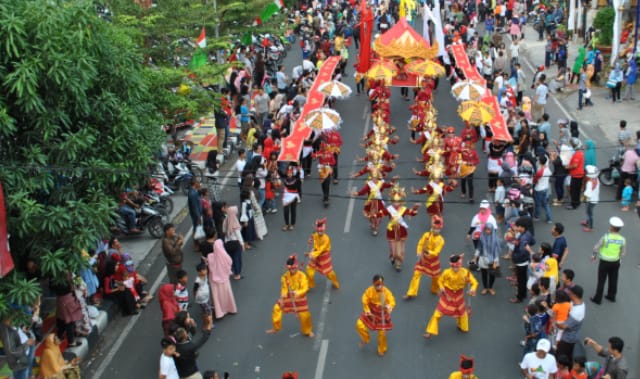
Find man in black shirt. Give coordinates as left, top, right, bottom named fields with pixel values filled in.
left=174, top=326, right=212, bottom=379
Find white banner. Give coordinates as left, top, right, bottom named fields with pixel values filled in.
left=422, top=4, right=431, bottom=44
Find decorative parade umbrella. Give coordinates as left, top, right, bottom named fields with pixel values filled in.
left=317, top=80, right=353, bottom=99
left=303, top=108, right=342, bottom=132
left=404, top=59, right=446, bottom=77
left=451, top=80, right=487, bottom=101
left=457, top=101, right=496, bottom=125
left=366, top=60, right=399, bottom=82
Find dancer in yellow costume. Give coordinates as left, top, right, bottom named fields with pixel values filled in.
left=404, top=215, right=445, bottom=299
left=266, top=255, right=314, bottom=338
left=356, top=275, right=396, bottom=356
left=424, top=255, right=477, bottom=338
left=305, top=218, right=339, bottom=289
left=448, top=355, right=478, bottom=379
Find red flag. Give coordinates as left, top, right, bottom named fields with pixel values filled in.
left=0, top=181, right=15, bottom=278
left=357, top=0, right=373, bottom=73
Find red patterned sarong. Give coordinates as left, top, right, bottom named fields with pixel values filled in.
left=279, top=297, right=309, bottom=313
left=359, top=303, right=393, bottom=331
left=435, top=288, right=466, bottom=317
left=309, top=251, right=333, bottom=276
left=415, top=254, right=441, bottom=278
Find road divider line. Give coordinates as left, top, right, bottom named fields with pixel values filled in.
left=362, top=104, right=368, bottom=120
left=313, top=280, right=332, bottom=351
left=344, top=185, right=356, bottom=234
left=313, top=339, right=329, bottom=379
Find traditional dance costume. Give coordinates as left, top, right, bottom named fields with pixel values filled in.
left=405, top=216, right=445, bottom=298
left=425, top=255, right=478, bottom=337
left=305, top=219, right=339, bottom=289
left=356, top=276, right=396, bottom=356
left=268, top=256, right=313, bottom=337
left=381, top=185, right=419, bottom=271
left=353, top=178, right=394, bottom=235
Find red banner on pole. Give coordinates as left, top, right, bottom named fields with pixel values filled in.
left=357, top=0, right=373, bottom=73
left=278, top=56, right=341, bottom=162
left=0, top=181, right=15, bottom=278
left=449, top=43, right=512, bottom=142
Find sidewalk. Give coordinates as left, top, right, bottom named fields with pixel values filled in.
left=518, top=30, right=640, bottom=147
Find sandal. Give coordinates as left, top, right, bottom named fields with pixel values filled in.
left=481, top=289, right=489, bottom=295
left=282, top=225, right=289, bottom=231
left=288, top=225, right=295, bottom=231
left=488, top=289, right=496, bottom=296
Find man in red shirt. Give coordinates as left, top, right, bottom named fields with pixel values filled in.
left=565, top=138, right=585, bottom=209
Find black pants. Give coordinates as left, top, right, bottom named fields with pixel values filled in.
left=480, top=268, right=496, bottom=289
left=569, top=177, right=583, bottom=209
left=332, top=153, right=339, bottom=180
left=488, top=172, right=498, bottom=189
left=616, top=171, right=637, bottom=200
left=515, top=264, right=528, bottom=301
left=554, top=175, right=566, bottom=201
left=461, top=173, right=474, bottom=199
left=301, top=154, right=312, bottom=176
left=556, top=341, right=576, bottom=365
left=106, top=289, right=137, bottom=316
left=284, top=201, right=297, bottom=226
left=611, top=82, right=621, bottom=102
left=321, top=177, right=330, bottom=201
left=225, top=240, right=243, bottom=275
left=356, top=80, right=364, bottom=93
left=56, top=319, right=76, bottom=343
left=400, top=87, right=409, bottom=97
left=593, top=259, right=620, bottom=301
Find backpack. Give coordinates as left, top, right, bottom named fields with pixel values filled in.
left=507, top=186, right=521, bottom=201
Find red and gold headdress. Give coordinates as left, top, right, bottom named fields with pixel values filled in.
left=389, top=183, right=406, bottom=202
left=449, top=254, right=462, bottom=267
left=459, top=355, right=474, bottom=374
left=315, top=218, right=327, bottom=232
left=286, top=254, right=298, bottom=269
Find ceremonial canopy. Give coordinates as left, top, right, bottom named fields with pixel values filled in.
left=373, top=18, right=438, bottom=60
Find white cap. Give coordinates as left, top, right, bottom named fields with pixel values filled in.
left=479, top=200, right=490, bottom=209
left=536, top=338, right=551, bottom=353
left=609, top=217, right=624, bottom=228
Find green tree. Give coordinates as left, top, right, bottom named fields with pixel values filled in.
left=0, top=0, right=165, bottom=312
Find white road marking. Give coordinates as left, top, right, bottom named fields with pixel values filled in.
left=344, top=185, right=357, bottom=234
left=313, top=339, right=330, bottom=379
left=521, top=54, right=593, bottom=141
left=93, top=157, right=237, bottom=378
left=313, top=280, right=332, bottom=351
left=362, top=103, right=368, bottom=119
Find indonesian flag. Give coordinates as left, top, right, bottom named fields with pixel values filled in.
left=260, top=0, right=284, bottom=22
left=196, top=27, right=206, bottom=48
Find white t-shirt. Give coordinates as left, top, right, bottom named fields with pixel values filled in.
left=520, top=352, right=558, bottom=379
left=194, top=276, right=210, bottom=305
left=236, top=158, right=247, bottom=184
left=534, top=166, right=552, bottom=192
left=159, top=354, right=180, bottom=379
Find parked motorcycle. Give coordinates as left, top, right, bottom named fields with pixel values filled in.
left=112, top=205, right=164, bottom=239
left=599, top=147, right=624, bottom=186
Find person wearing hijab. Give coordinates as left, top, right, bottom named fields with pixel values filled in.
left=207, top=234, right=238, bottom=319
left=39, top=334, right=78, bottom=379
left=466, top=200, right=498, bottom=249
left=584, top=140, right=596, bottom=167
left=569, top=46, right=586, bottom=84
left=159, top=283, right=179, bottom=337
left=473, top=225, right=502, bottom=295
left=222, top=204, right=244, bottom=280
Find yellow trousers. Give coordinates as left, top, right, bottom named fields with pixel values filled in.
left=405, top=271, right=438, bottom=297
left=306, top=267, right=340, bottom=289
left=271, top=303, right=313, bottom=336
left=425, top=309, right=469, bottom=336
left=356, top=319, right=387, bottom=355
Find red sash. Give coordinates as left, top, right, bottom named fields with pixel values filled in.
left=359, top=303, right=393, bottom=331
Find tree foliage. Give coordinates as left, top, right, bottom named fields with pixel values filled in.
left=593, top=6, right=615, bottom=46
left=0, top=0, right=165, bottom=310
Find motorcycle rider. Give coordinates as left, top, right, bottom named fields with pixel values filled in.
left=119, top=189, right=142, bottom=233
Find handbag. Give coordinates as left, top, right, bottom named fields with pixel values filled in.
left=606, top=78, right=617, bottom=89
left=194, top=225, right=205, bottom=240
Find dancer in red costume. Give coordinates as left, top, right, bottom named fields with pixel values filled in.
left=380, top=184, right=420, bottom=272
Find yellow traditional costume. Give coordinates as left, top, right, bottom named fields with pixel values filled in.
left=425, top=255, right=478, bottom=338
left=404, top=215, right=445, bottom=298
left=305, top=218, right=339, bottom=289
left=448, top=355, right=478, bottom=379
left=356, top=275, right=396, bottom=356
left=267, top=255, right=314, bottom=337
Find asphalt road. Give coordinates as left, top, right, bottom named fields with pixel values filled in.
left=85, top=19, right=639, bottom=379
